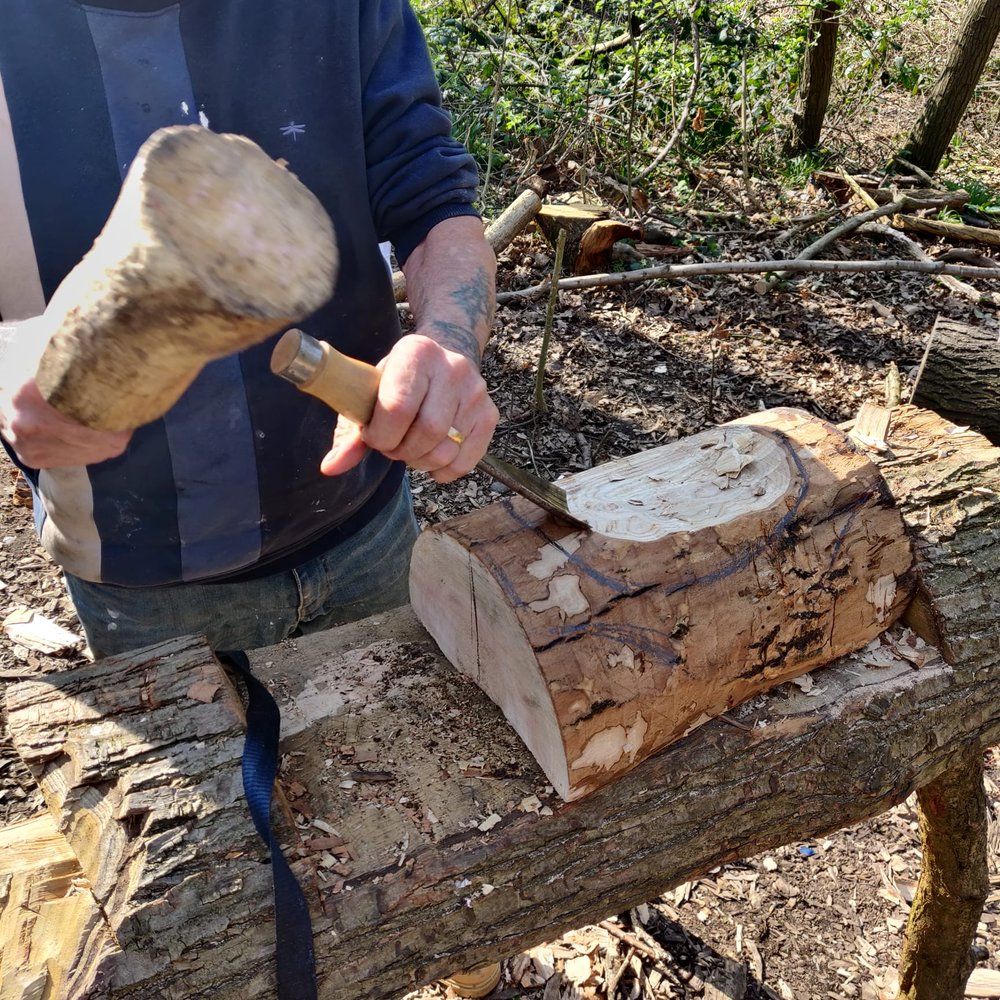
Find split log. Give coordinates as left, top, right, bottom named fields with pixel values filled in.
left=3, top=406, right=997, bottom=1000
left=410, top=407, right=915, bottom=800
left=912, top=317, right=1000, bottom=444
left=0, top=814, right=114, bottom=1000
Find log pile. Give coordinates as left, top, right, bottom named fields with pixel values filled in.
left=1, top=406, right=998, bottom=999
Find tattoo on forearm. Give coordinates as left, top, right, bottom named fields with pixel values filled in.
left=449, top=266, right=494, bottom=332
left=430, top=319, right=483, bottom=365
left=427, top=265, right=494, bottom=366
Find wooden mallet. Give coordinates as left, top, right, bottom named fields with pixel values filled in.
left=31, top=125, right=337, bottom=432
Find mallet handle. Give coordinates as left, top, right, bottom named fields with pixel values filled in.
left=270, top=329, right=381, bottom=426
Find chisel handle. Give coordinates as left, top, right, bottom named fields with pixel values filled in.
left=270, top=329, right=381, bottom=426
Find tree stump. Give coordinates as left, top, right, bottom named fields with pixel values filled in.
left=535, top=203, right=610, bottom=273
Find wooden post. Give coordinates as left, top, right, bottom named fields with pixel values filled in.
left=897, top=750, right=990, bottom=1000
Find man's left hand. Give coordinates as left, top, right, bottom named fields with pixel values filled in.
left=320, top=332, right=498, bottom=484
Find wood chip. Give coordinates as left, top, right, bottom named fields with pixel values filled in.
left=478, top=812, right=502, bottom=832
left=2, top=606, right=81, bottom=653
left=966, top=969, right=1000, bottom=998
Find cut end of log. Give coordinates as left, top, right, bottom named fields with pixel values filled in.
left=411, top=408, right=915, bottom=801
left=133, top=126, right=337, bottom=321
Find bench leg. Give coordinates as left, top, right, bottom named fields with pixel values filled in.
left=898, top=749, right=989, bottom=1000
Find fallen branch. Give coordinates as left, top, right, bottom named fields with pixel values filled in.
left=898, top=214, right=1000, bottom=248
left=859, top=222, right=993, bottom=304
left=494, top=255, right=1000, bottom=303
left=780, top=198, right=908, bottom=271
left=393, top=184, right=546, bottom=301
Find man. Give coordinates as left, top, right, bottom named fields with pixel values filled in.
left=0, top=0, right=498, bottom=657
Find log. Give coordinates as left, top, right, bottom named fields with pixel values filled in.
left=0, top=814, right=115, bottom=1000
left=912, top=317, right=1000, bottom=443
left=4, top=406, right=998, bottom=1000
left=898, top=213, right=1000, bottom=248
left=392, top=184, right=545, bottom=302
left=409, top=407, right=915, bottom=800
left=34, top=125, right=337, bottom=432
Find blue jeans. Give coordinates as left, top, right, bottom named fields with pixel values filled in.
left=66, top=484, right=419, bottom=658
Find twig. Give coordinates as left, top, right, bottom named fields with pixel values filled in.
left=892, top=154, right=935, bottom=186
left=607, top=946, right=636, bottom=997
left=495, top=255, right=1000, bottom=303
left=625, top=10, right=641, bottom=217
left=909, top=329, right=939, bottom=405
left=533, top=228, right=567, bottom=413
left=635, top=6, right=700, bottom=182
left=739, top=54, right=759, bottom=213
left=599, top=921, right=667, bottom=964
left=859, top=222, right=993, bottom=305
left=481, top=0, right=513, bottom=206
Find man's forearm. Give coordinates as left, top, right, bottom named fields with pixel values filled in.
left=401, top=215, right=497, bottom=365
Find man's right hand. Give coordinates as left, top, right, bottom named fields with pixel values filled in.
left=0, top=318, right=131, bottom=469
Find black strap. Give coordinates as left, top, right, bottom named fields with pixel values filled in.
left=218, top=651, right=318, bottom=1000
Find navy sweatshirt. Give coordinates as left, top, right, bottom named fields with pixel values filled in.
left=0, top=0, right=479, bottom=586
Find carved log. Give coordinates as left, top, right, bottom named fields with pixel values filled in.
left=410, top=407, right=915, bottom=800
left=34, top=125, right=337, bottom=432
left=3, top=406, right=998, bottom=1000
left=913, top=316, right=1000, bottom=444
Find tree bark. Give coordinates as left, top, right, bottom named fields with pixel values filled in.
left=3, top=406, right=998, bottom=1000
left=410, top=407, right=915, bottom=800
left=897, top=751, right=990, bottom=1000
left=912, top=317, right=1000, bottom=443
left=903, top=0, right=1000, bottom=174
left=787, top=0, right=842, bottom=153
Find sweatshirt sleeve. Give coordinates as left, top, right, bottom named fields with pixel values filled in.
left=360, top=0, right=481, bottom=266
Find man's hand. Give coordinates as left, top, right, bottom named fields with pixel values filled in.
left=321, top=216, right=498, bottom=484
left=321, top=334, right=498, bottom=484
left=0, top=318, right=131, bottom=469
